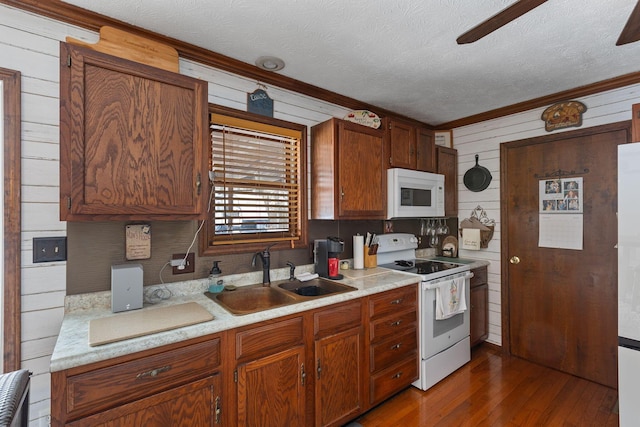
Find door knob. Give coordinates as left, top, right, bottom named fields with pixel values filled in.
left=509, top=256, right=520, bottom=264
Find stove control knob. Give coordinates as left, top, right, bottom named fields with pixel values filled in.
left=509, top=256, right=520, bottom=265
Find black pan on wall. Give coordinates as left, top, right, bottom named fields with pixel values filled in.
left=463, top=154, right=492, bottom=192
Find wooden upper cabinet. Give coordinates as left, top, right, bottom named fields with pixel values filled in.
left=387, top=119, right=416, bottom=169
left=59, top=42, right=208, bottom=221
left=311, top=118, right=386, bottom=219
left=436, top=146, right=458, bottom=217
left=416, top=127, right=436, bottom=172
left=386, top=118, right=435, bottom=172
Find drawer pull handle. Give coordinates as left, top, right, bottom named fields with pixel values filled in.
left=390, top=298, right=403, bottom=305
left=392, top=371, right=403, bottom=379
left=390, top=343, right=402, bottom=350
left=137, top=365, right=172, bottom=379
left=391, top=320, right=402, bottom=326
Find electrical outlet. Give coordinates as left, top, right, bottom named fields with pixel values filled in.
left=33, top=237, right=67, bottom=263
left=172, top=253, right=195, bottom=274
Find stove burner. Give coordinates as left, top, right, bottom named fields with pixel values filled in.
left=394, top=260, right=415, bottom=268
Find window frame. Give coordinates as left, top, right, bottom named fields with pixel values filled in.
left=201, top=104, right=308, bottom=256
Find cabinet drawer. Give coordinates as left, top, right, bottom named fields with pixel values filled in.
left=368, top=285, right=417, bottom=320
left=470, top=266, right=487, bottom=288
left=66, top=338, right=220, bottom=418
left=370, top=354, right=418, bottom=405
left=314, top=300, right=362, bottom=338
left=370, top=310, right=416, bottom=342
left=235, top=316, right=304, bottom=361
left=370, top=329, right=417, bottom=372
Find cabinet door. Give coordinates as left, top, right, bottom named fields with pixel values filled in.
left=315, top=327, right=363, bottom=427
left=67, top=375, right=221, bottom=427
left=470, top=283, right=488, bottom=347
left=436, top=146, right=458, bottom=216
left=337, top=121, right=386, bottom=218
left=416, top=128, right=436, bottom=172
left=60, top=42, right=208, bottom=221
left=388, top=120, right=416, bottom=169
left=237, top=345, right=306, bottom=427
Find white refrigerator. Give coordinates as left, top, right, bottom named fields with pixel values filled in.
left=618, top=143, right=640, bottom=426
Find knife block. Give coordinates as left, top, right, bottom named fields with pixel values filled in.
left=363, top=246, right=377, bottom=268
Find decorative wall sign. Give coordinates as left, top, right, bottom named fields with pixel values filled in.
left=434, top=130, right=452, bottom=147
left=344, top=110, right=381, bottom=128
left=247, top=88, right=274, bottom=117
left=125, top=224, right=151, bottom=260
left=541, top=101, right=587, bottom=132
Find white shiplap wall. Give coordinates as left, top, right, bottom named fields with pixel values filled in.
left=453, top=84, right=640, bottom=346
left=0, top=5, right=350, bottom=426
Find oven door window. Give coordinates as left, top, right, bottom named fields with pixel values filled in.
left=432, top=301, right=464, bottom=338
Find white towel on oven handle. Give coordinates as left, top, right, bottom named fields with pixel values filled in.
left=435, top=276, right=467, bottom=320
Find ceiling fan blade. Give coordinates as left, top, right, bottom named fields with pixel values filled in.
left=457, top=0, right=548, bottom=44
left=617, top=0, right=640, bottom=45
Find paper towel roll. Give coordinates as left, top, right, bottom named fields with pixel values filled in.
left=353, top=235, right=364, bottom=269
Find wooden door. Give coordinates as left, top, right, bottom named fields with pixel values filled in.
left=501, top=122, right=629, bottom=388
left=337, top=121, right=386, bottom=218
left=315, top=328, right=362, bottom=427
left=237, top=345, right=306, bottom=427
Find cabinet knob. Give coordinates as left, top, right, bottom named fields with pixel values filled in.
left=509, top=256, right=520, bottom=264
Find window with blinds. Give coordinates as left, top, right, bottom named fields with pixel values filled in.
left=204, top=107, right=307, bottom=253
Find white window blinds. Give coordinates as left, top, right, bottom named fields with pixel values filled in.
left=210, top=115, right=302, bottom=246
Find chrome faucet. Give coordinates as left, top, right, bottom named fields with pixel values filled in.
left=252, top=244, right=276, bottom=286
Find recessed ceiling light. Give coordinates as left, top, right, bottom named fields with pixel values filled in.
left=255, top=56, right=285, bottom=72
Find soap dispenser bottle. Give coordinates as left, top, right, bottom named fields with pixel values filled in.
left=209, top=261, right=222, bottom=282
left=207, top=261, right=224, bottom=293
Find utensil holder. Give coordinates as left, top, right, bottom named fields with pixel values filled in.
left=364, top=246, right=377, bottom=268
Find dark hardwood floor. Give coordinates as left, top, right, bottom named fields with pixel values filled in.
left=352, top=344, right=619, bottom=426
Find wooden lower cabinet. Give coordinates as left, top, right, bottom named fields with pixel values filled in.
left=236, top=345, right=306, bottom=427
left=314, top=301, right=364, bottom=427
left=470, top=266, right=489, bottom=347
left=367, top=284, right=419, bottom=406
left=51, top=336, right=223, bottom=426
left=232, top=316, right=306, bottom=427
left=54, top=288, right=421, bottom=427
left=67, top=375, right=220, bottom=427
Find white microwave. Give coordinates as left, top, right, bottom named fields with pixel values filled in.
left=387, top=168, right=445, bottom=218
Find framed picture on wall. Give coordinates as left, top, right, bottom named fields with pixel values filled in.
left=434, top=130, right=452, bottom=148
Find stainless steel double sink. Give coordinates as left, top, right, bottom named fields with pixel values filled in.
left=204, top=278, right=357, bottom=315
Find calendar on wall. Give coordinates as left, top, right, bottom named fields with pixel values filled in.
left=538, top=177, right=583, bottom=250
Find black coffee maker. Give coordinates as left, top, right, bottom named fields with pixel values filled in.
left=314, top=237, right=344, bottom=279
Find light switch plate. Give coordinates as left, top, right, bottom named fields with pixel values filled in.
left=33, top=237, right=67, bottom=263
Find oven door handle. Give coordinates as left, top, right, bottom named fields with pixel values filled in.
left=422, top=271, right=474, bottom=290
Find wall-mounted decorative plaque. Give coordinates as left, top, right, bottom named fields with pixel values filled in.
left=541, top=101, right=587, bottom=132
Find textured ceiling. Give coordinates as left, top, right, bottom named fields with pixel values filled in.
left=61, top=0, right=640, bottom=126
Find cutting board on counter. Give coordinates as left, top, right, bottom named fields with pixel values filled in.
left=89, top=302, right=214, bottom=346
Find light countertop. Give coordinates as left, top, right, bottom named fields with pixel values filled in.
left=50, top=259, right=490, bottom=372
